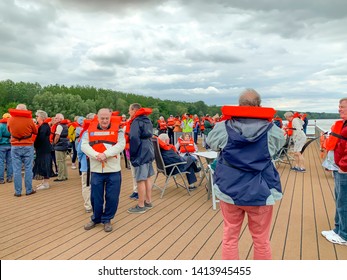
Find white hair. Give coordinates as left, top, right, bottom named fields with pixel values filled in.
left=16, top=104, right=27, bottom=110
left=158, top=133, right=169, bottom=141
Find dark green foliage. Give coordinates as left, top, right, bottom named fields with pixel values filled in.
left=0, top=80, right=340, bottom=121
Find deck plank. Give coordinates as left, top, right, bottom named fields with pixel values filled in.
left=0, top=138, right=346, bottom=260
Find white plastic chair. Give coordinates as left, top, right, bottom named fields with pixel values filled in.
left=207, top=164, right=219, bottom=210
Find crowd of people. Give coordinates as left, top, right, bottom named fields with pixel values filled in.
left=0, top=89, right=346, bottom=259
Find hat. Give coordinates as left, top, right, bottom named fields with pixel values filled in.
left=2, top=113, right=11, bottom=119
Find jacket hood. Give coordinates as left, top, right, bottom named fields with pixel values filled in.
left=228, top=118, right=272, bottom=142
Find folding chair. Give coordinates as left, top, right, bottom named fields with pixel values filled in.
left=207, top=164, right=220, bottom=210
left=151, top=138, right=190, bottom=198
left=272, top=136, right=293, bottom=168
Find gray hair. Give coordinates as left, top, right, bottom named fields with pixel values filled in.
left=86, top=113, right=96, bottom=120
left=98, top=108, right=112, bottom=116
left=284, top=111, right=293, bottom=119
left=158, top=133, right=169, bottom=141
left=16, top=104, right=27, bottom=110
left=55, top=113, right=64, bottom=120
left=239, top=88, right=261, bottom=107
left=35, top=110, right=48, bottom=120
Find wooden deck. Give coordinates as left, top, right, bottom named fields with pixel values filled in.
left=0, top=138, right=346, bottom=260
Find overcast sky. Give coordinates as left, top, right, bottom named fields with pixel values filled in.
left=1, top=0, right=347, bottom=113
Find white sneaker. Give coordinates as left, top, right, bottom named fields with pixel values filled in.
left=325, top=233, right=347, bottom=246
left=36, top=184, right=50, bottom=190
left=321, top=230, right=336, bottom=238
left=71, top=164, right=77, bottom=170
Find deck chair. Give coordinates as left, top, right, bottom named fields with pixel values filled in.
left=151, top=138, right=190, bottom=198
left=272, top=136, right=293, bottom=168
left=207, top=164, right=220, bottom=210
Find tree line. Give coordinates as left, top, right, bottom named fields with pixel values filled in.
left=0, top=79, right=339, bottom=122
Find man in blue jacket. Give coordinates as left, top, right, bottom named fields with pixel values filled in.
left=207, top=88, right=285, bottom=260
left=127, top=103, right=155, bottom=214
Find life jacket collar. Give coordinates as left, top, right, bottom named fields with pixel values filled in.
left=221, top=105, right=276, bottom=122
left=8, top=108, right=32, bottom=118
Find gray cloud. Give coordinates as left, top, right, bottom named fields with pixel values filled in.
left=88, top=48, right=131, bottom=66
left=1, top=0, right=347, bottom=113
left=51, top=0, right=167, bottom=13
left=185, top=49, right=243, bottom=64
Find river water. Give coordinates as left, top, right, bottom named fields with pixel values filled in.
left=308, top=119, right=338, bottom=132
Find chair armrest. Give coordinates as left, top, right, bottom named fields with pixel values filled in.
left=165, top=162, right=187, bottom=168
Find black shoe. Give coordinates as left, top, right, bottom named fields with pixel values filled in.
left=6, top=178, right=13, bottom=183
left=129, top=192, right=139, bottom=200
left=188, top=185, right=197, bottom=191
left=14, top=193, right=21, bottom=197
left=54, top=178, right=67, bottom=182
left=26, top=190, right=36, bottom=196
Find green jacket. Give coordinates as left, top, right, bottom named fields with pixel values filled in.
left=0, top=123, right=11, bottom=146
left=203, top=119, right=214, bottom=135
left=182, top=119, right=193, bottom=133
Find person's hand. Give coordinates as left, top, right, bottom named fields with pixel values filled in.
left=96, top=153, right=107, bottom=162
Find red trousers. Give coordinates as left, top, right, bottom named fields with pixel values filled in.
left=220, top=201, right=273, bottom=260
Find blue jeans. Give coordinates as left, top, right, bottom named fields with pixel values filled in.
left=333, top=171, right=347, bottom=241
left=11, top=146, right=34, bottom=195
left=0, top=145, right=12, bottom=181
left=90, top=171, right=122, bottom=224
left=193, top=130, right=199, bottom=144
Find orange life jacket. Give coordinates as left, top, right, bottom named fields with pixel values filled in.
left=167, top=117, right=175, bottom=127
left=50, top=123, right=57, bottom=143
left=173, top=119, right=182, bottom=132
left=8, top=108, right=32, bottom=118
left=44, top=118, right=52, bottom=124
left=221, top=105, right=276, bottom=121
left=200, top=118, right=205, bottom=130
left=32, top=124, right=39, bottom=142
left=78, top=119, right=92, bottom=143
left=69, top=121, right=79, bottom=129
left=323, top=120, right=344, bottom=152
left=124, top=119, right=132, bottom=150
left=157, top=119, right=167, bottom=130
left=286, top=121, right=293, bottom=136
left=193, top=117, right=200, bottom=128
left=178, top=137, right=196, bottom=153
left=88, top=116, right=121, bottom=154
left=293, top=112, right=301, bottom=119
left=129, top=108, right=152, bottom=125
left=157, top=136, right=177, bottom=152
left=8, top=109, right=35, bottom=141
left=51, top=119, right=69, bottom=140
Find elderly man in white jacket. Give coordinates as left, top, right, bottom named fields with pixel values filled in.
left=81, top=108, right=125, bottom=232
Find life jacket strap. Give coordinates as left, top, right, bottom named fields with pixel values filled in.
left=12, top=134, right=32, bottom=141
left=330, top=132, right=347, bottom=141
left=89, top=140, right=117, bottom=146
